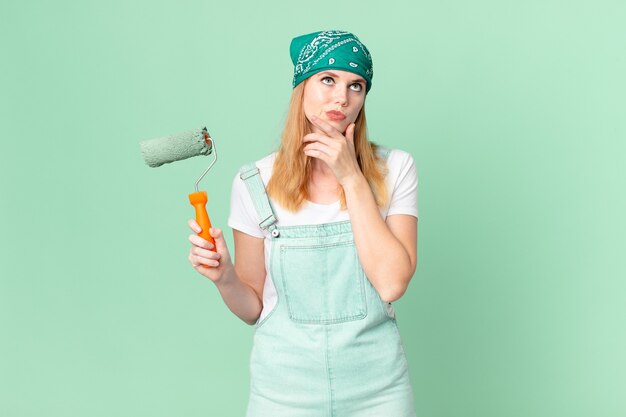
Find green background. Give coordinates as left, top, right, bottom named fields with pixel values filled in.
left=1, top=0, right=624, bottom=416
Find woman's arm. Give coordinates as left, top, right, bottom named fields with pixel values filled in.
left=343, top=178, right=417, bottom=302
left=302, top=116, right=417, bottom=302
left=188, top=220, right=265, bottom=325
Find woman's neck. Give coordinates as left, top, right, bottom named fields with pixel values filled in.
left=308, top=158, right=340, bottom=201
left=310, top=158, right=337, bottom=184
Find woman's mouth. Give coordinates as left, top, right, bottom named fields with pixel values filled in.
left=325, top=110, right=346, bottom=121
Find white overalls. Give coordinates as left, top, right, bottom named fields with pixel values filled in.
left=239, top=149, right=417, bottom=417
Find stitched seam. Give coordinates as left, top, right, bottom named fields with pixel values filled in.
left=255, top=244, right=279, bottom=330
left=325, top=324, right=335, bottom=417
left=280, top=240, right=355, bottom=251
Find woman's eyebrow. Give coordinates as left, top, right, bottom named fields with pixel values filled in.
left=318, top=71, right=365, bottom=84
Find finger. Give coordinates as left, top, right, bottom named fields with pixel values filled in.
left=191, top=246, right=221, bottom=260
left=304, top=147, right=330, bottom=162
left=303, top=133, right=335, bottom=145
left=188, top=218, right=202, bottom=233
left=345, top=123, right=355, bottom=144
left=310, top=115, right=342, bottom=137
left=303, top=142, right=332, bottom=156
left=189, top=234, right=213, bottom=249
left=189, top=234, right=215, bottom=250
left=189, top=254, right=219, bottom=268
left=209, top=228, right=228, bottom=254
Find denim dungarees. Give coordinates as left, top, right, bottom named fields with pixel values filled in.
left=239, top=149, right=416, bottom=417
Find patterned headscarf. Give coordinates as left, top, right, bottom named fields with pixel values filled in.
left=290, top=30, right=373, bottom=93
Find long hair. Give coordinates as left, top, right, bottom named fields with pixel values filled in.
left=266, top=82, right=388, bottom=212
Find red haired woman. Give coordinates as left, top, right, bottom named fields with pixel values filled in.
left=188, top=30, right=419, bottom=417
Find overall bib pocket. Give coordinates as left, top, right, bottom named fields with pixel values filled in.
left=279, top=241, right=367, bottom=324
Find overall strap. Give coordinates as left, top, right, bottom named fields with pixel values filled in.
left=239, top=163, right=280, bottom=237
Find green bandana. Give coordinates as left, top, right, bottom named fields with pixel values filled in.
left=290, top=30, right=373, bottom=93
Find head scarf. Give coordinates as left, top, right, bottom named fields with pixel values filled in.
left=290, top=30, right=373, bottom=93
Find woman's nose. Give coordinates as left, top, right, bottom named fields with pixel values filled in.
left=333, top=86, right=348, bottom=106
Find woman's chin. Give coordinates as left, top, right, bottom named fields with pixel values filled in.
left=327, top=119, right=347, bottom=132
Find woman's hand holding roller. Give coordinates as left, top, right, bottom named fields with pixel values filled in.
left=188, top=219, right=233, bottom=284
left=187, top=219, right=263, bottom=325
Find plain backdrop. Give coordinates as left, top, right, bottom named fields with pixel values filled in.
left=1, top=1, right=625, bottom=416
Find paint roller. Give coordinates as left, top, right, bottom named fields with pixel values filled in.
left=140, top=127, right=218, bottom=250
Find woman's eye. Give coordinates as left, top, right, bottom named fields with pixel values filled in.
left=321, top=77, right=334, bottom=85
left=350, top=83, right=363, bottom=92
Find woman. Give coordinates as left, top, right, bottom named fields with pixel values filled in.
left=188, top=30, right=419, bottom=417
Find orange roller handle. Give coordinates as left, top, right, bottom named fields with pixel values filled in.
left=188, top=191, right=216, bottom=250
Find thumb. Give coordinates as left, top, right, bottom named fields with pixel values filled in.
left=209, top=227, right=227, bottom=253
left=345, top=123, right=356, bottom=144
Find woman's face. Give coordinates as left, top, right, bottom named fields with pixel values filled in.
left=302, top=70, right=366, bottom=134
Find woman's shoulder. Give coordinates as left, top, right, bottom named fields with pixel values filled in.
left=376, top=146, right=415, bottom=166
left=234, top=152, right=277, bottom=185
left=255, top=152, right=277, bottom=170
left=235, top=152, right=276, bottom=172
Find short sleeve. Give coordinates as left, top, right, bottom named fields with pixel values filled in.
left=227, top=169, right=265, bottom=238
left=386, top=151, right=418, bottom=219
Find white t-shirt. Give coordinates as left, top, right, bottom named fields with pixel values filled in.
left=227, top=148, right=418, bottom=322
